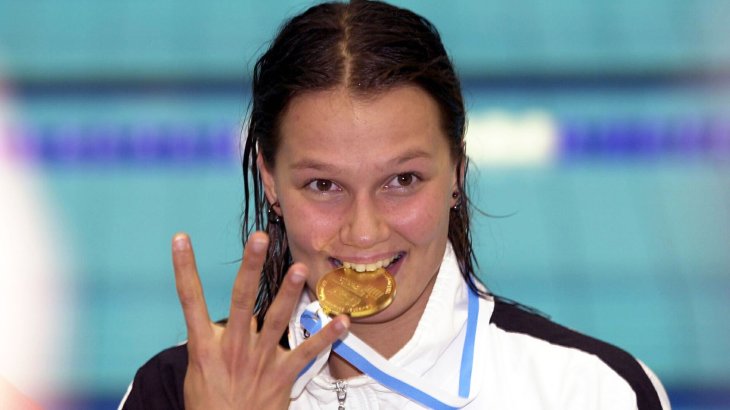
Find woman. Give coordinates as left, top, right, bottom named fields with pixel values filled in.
left=120, top=1, right=670, bottom=409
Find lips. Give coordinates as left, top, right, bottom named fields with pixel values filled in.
left=329, top=252, right=406, bottom=273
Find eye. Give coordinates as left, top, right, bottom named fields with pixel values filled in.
left=385, top=173, right=419, bottom=189
left=306, top=179, right=341, bottom=192
left=396, top=174, right=414, bottom=186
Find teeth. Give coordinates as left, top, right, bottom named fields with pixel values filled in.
left=340, top=254, right=399, bottom=273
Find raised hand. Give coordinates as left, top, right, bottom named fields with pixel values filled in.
left=172, top=231, right=349, bottom=409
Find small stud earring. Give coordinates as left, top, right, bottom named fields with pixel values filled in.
left=451, top=191, right=460, bottom=211
left=267, top=201, right=282, bottom=224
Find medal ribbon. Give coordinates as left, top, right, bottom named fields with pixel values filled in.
left=296, top=287, right=479, bottom=410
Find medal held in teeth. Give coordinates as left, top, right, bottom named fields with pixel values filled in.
left=316, top=267, right=396, bottom=318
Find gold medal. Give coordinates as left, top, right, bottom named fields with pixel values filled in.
left=316, top=267, right=396, bottom=318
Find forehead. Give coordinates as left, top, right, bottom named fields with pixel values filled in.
left=275, top=86, right=451, bottom=169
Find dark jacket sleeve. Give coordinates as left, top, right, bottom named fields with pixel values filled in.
left=120, top=344, right=188, bottom=410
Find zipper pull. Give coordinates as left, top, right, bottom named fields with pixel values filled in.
left=334, top=379, right=348, bottom=410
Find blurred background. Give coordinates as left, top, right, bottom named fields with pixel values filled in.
left=0, top=1, right=728, bottom=409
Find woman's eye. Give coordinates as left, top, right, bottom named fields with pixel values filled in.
left=306, top=179, right=339, bottom=192
left=387, top=173, right=418, bottom=188
left=396, top=174, right=413, bottom=186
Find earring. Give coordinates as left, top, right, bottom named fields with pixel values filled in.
left=451, top=191, right=460, bottom=211
left=267, top=201, right=282, bottom=224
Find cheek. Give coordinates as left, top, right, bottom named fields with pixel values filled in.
left=385, top=193, right=451, bottom=243
left=281, top=200, right=341, bottom=253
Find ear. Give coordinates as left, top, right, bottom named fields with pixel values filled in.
left=451, top=154, right=466, bottom=207
left=257, top=153, right=279, bottom=208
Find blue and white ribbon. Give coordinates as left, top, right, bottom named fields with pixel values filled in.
left=292, top=288, right=480, bottom=410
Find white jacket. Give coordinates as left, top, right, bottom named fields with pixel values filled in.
left=287, top=244, right=671, bottom=410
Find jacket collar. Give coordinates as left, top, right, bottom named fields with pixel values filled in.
left=288, top=242, right=471, bottom=390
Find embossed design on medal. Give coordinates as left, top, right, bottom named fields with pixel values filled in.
left=316, top=267, right=396, bottom=317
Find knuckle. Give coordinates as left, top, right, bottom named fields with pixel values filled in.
left=187, top=341, right=213, bottom=364
left=275, top=356, right=300, bottom=381
left=279, top=278, right=304, bottom=302
left=177, top=290, right=199, bottom=309
left=264, top=315, right=287, bottom=331
left=230, top=293, right=249, bottom=311
left=173, top=255, right=195, bottom=273
left=296, top=340, right=320, bottom=361
left=173, top=255, right=191, bottom=268
left=241, top=258, right=264, bottom=274
left=275, top=284, right=297, bottom=302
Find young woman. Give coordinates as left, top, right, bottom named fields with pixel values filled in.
left=120, top=1, right=670, bottom=409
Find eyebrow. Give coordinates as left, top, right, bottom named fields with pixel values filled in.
left=289, top=148, right=433, bottom=171
left=289, top=159, right=337, bottom=172
left=391, top=148, right=433, bottom=164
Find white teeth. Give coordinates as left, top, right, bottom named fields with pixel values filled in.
left=340, top=255, right=398, bottom=273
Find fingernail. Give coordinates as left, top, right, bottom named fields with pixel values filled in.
left=173, top=234, right=190, bottom=251
left=249, top=235, right=268, bottom=252
left=289, top=270, right=306, bottom=284
left=334, top=317, right=348, bottom=332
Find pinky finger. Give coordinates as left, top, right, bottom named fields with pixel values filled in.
left=172, top=233, right=212, bottom=343
left=289, top=315, right=350, bottom=372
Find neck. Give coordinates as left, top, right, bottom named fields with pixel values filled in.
left=327, top=273, right=438, bottom=380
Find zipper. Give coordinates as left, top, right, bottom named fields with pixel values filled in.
left=334, top=379, right=348, bottom=410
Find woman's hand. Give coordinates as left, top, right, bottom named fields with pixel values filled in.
left=172, top=231, right=349, bottom=409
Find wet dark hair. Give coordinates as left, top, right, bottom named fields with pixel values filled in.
left=242, top=0, right=487, bottom=322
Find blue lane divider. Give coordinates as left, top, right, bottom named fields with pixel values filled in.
left=12, top=123, right=240, bottom=165
left=8, top=118, right=730, bottom=165
left=560, top=118, right=730, bottom=160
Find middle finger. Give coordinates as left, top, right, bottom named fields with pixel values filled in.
left=224, top=231, right=269, bottom=345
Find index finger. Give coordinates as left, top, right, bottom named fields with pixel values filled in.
left=172, top=233, right=213, bottom=343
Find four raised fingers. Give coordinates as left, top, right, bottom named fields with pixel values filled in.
left=175, top=231, right=351, bottom=383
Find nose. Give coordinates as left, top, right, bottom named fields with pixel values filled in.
left=339, top=194, right=389, bottom=249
